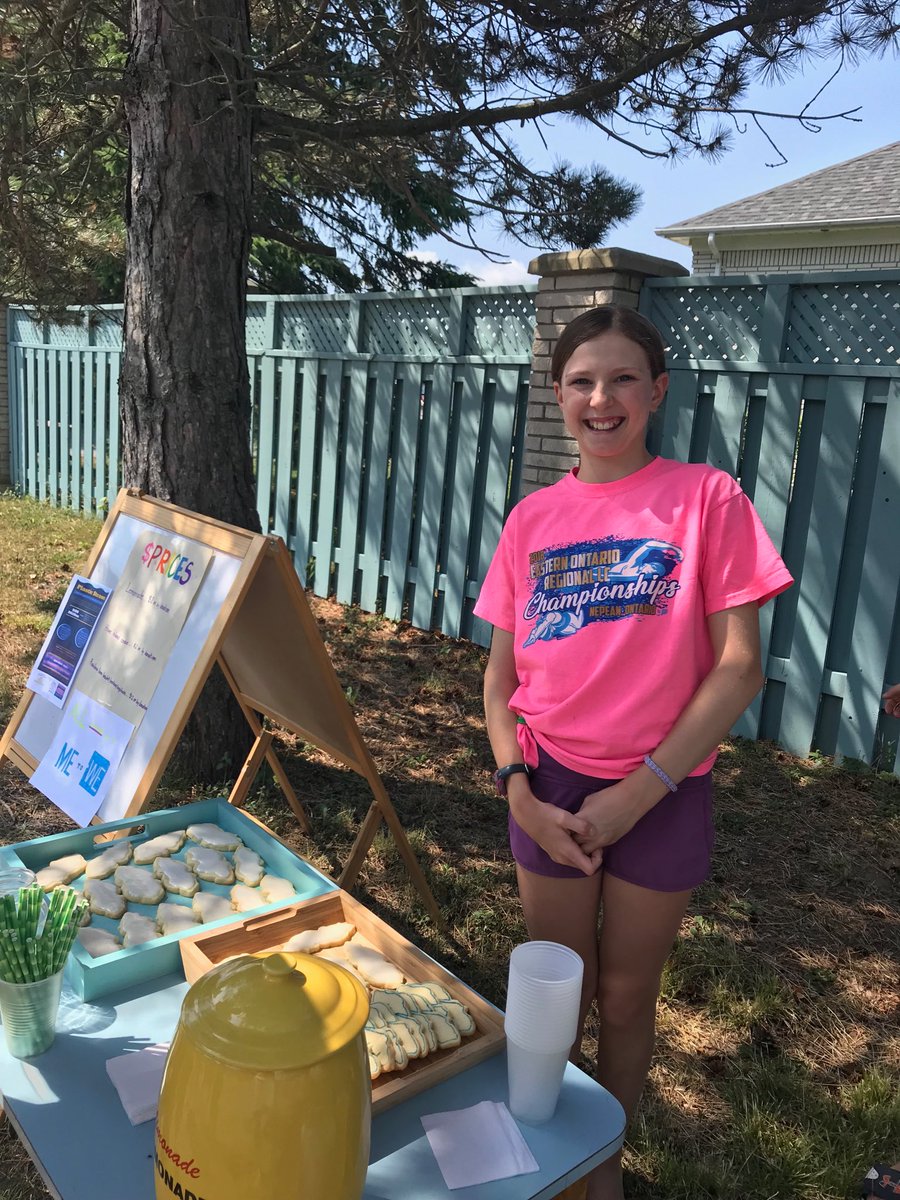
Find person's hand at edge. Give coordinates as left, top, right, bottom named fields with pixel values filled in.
left=883, top=683, right=900, bottom=717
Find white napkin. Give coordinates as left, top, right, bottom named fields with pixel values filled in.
left=105, top=1043, right=170, bottom=1125
left=421, top=1100, right=540, bottom=1190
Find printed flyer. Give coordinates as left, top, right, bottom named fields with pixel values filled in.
left=30, top=692, right=134, bottom=826
left=26, top=576, right=112, bottom=708
left=74, top=532, right=214, bottom=726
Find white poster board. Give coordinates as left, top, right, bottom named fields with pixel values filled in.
left=5, top=493, right=259, bottom=823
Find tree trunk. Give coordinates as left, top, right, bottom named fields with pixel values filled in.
left=121, top=0, right=258, bottom=780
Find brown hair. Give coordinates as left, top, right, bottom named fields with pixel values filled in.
left=551, top=306, right=667, bottom=383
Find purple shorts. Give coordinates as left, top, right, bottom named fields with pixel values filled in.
left=509, top=745, right=714, bottom=892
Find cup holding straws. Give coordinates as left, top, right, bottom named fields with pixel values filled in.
left=0, top=882, right=88, bottom=1058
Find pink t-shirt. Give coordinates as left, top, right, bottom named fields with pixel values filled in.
left=473, top=457, right=793, bottom=778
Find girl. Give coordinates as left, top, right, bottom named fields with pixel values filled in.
left=474, top=306, right=793, bottom=1200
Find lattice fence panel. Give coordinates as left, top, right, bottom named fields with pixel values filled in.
left=45, top=317, right=89, bottom=347
left=9, top=310, right=45, bottom=345
left=361, top=296, right=454, bottom=356
left=280, top=300, right=351, bottom=353
left=245, top=301, right=269, bottom=350
left=785, top=281, right=900, bottom=365
left=89, top=312, right=124, bottom=348
left=646, top=285, right=766, bottom=361
left=463, top=292, right=536, bottom=356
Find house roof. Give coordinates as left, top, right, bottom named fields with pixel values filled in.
left=657, top=141, right=900, bottom=239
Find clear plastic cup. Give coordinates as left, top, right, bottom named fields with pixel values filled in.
left=0, top=867, right=37, bottom=896
left=0, top=868, right=49, bottom=934
left=506, top=1037, right=571, bottom=1124
left=0, top=968, right=65, bottom=1058
left=504, top=941, right=584, bottom=1124
left=504, top=941, right=584, bottom=1052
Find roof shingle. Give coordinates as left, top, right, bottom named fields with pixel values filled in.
left=657, top=141, right=900, bottom=234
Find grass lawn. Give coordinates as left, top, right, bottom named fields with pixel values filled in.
left=1, top=492, right=899, bottom=1200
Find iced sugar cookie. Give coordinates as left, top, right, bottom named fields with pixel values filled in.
left=399, top=981, right=452, bottom=1006
left=432, top=999, right=476, bottom=1036
left=114, top=865, right=165, bottom=905
left=184, top=846, right=234, bottom=884
left=186, top=823, right=242, bottom=852
left=233, top=847, right=264, bottom=886
left=83, top=877, right=126, bottom=919
left=133, top=830, right=186, bottom=864
left=406, top=1011, right=438, bottom=1054
left=153, top=857, right=198, bottom=897
left=364, top=1028, right=398, bottom=1079
left=230, top=884, right=263, bottom=913
left=36, top=853, right=87, bottom=890
left=424, top=1011, right=461, bottom=1049
left=156, top=903, right=197, bottom=936
left=192, top=891, right=233, bottom=923
left=259, top=874, right=295, bottom=904
left=344, top=943, right=405, bottom=988
left=283, top=921, right=355, bottom=954
left=78, top=927, right=121, bottom=958
left=314, top=946, right=366, bottom=983
left=120, top=911, right=159, bottom=947
left=283, top=928, right=321, bottom=953
left=370, top=990, right=411, bottom=1017
left=85, top=840, right=133, bottom=879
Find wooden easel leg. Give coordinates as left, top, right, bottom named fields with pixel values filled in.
left=217, top=657, right=312, bottom=834
left=339, top=802, right=385, bottom=891
left=260, top=750, right=312, bottom=834
left=228, top=730, right=274, bottom=809
left=347, top=775, right=444, bottom=928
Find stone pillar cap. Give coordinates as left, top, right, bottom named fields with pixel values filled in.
left=528, top=246, right=688, bottom=278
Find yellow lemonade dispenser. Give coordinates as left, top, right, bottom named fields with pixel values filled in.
left=155, top=951, right=371, bottom=1200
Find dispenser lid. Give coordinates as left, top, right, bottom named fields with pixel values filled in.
left=181, top=952, right=370, bottom=1070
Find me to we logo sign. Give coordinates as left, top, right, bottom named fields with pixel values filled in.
left=29, top=693, right=133, bottom=826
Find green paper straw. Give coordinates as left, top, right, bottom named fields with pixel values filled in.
left=0, top=934, right=25, bottom=982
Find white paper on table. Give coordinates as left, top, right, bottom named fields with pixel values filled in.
left=105, top=1043, right=170, bottom=1125
left=30, top=691, right=134, bottom=826
left=421, top=1100, right=540, bottom=1190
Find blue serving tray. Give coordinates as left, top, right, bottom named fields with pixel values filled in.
left=0, top=798, right=336, bottom=1000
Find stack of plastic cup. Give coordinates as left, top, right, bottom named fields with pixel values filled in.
left=504, top=940, right=584, bottom=1125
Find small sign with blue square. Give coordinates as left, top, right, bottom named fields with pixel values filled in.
left=79, top=751, right=111, bottom=797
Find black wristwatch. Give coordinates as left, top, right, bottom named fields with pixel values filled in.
left=492, top=762, right=530, bottom=797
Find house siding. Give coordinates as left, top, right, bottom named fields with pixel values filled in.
left=691, top=242, right=900, bottom=275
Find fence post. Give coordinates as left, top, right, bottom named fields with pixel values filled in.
left=521, top=247, right=687, bottom=496
left=0, top=302, right=9, bottom=488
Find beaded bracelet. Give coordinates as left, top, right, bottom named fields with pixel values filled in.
left=643, top=754, right=678, bottom=793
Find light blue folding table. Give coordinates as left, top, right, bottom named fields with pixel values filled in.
left=0, top=973, right=625, bottom=1200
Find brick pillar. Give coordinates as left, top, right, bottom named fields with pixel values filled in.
left=0, top=302, right=9, bottom=488
left=521, top=247, right=687, bottom=496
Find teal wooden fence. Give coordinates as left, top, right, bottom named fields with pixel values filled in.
left=8, top=272, right=900, bottom=772
left=6, top=287, right=536, bottom=644
left=641, top=270, right=900, bottom=774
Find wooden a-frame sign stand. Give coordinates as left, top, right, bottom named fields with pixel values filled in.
left=0, top=489, right=442, bottom=924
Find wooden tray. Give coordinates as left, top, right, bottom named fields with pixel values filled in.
left=179, top=889, right=506, bottom=1114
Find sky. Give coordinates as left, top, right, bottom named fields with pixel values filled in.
left=417, top=49, right=897, bottom=283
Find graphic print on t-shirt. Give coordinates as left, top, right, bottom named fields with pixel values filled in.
left=523, top=536, right=683, bottom=645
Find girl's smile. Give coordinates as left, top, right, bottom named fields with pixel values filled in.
left=553, top=330, right=668, bottom=483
